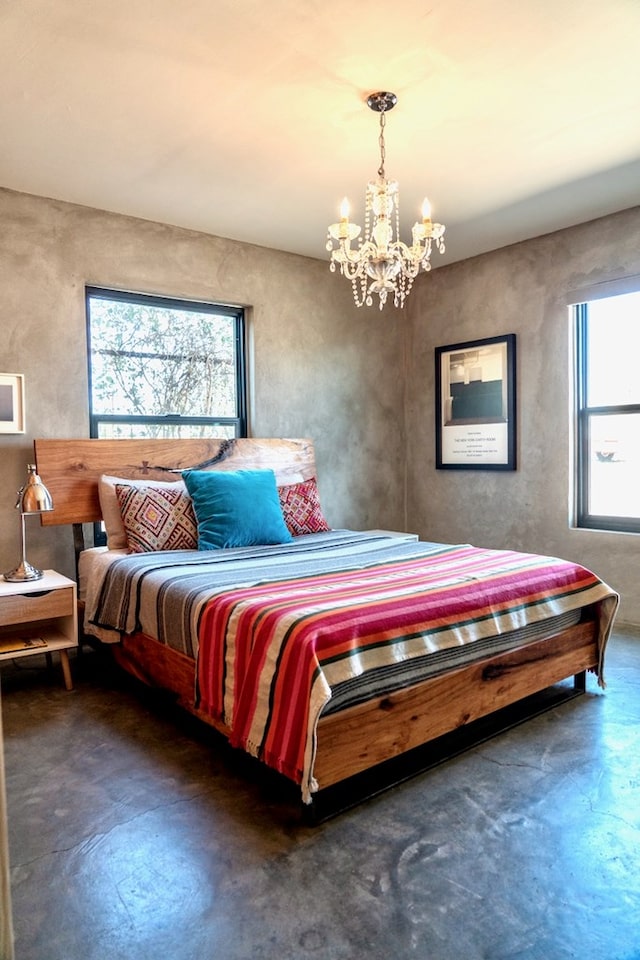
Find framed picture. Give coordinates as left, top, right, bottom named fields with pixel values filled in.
left=0, top=373, right=25, bottom=434
left=435, top=334, right=516, bottom=470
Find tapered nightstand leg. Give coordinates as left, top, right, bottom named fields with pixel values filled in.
left=59, top=649, right=73, bottom=691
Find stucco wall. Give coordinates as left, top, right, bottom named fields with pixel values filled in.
left=1, top=187, right=638, bottom=625
left=405, top=206, right=640, bottom=625
left=0, top=187, right=407, bottom=581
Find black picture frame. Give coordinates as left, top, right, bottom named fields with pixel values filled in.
left=435, top=334, right=516, bottom=470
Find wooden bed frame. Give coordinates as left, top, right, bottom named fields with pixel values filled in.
left=34, top=437, right=601, bottom=805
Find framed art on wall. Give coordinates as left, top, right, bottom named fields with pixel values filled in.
left=0, top=374, right=25, bottom=434
left=435, top=334, right=516, bottom=470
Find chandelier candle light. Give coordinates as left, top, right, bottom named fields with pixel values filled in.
left=327, top=91, right=445, bottom=310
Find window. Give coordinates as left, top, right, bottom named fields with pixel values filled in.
left=574, top=289, right=640, bottom=533
left=86, top=287, right=247, bottom=440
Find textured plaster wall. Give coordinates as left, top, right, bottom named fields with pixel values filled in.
left=1, top=186, right=638, bottom=625
left=405, top=206, right=640, bottom=624
left=0, top=187, right=406, bottom=581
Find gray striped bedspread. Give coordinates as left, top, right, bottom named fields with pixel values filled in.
left=83, top=531, right=605, bottom=716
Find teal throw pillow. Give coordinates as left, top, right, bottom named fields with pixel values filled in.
left=182, top=468, right=293, bottom=550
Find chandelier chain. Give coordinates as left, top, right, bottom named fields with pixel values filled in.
left=377, top=109, right=386, bottom=179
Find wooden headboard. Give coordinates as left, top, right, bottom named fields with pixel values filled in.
left=34, top=437, right=317, bottom=527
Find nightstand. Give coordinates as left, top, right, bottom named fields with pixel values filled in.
left=0, top=571, right=78, bottom=690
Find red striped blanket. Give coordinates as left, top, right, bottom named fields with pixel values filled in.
left=196, top=544, right=618, bottom=802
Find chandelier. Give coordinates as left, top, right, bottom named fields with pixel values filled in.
left=326, top=91, right=445, bottom=310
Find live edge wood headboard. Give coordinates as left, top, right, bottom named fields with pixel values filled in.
left=33, top=437, right=317, bottom=528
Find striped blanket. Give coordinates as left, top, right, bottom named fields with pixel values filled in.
left=195, top=542, right=619, bottom=802
left=86, top=531, right=447, bottom=654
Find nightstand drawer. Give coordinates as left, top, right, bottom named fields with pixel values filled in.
left=0, top=586, right=74, bottom=627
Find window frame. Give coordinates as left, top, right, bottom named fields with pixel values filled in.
left=86, top=286, right=247, bottom=440
left=574, top=298, right=640, bottom=534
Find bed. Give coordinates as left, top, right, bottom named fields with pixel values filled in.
left=34, top=437, right=619, bottom=811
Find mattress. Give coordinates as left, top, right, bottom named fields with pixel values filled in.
left=82, top=530, right=593, bottom=707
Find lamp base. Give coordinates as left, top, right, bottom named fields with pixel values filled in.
left=3, top=561, right=44, bottom=582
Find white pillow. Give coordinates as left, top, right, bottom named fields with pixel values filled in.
left=98, top=474, right=187, bottom=550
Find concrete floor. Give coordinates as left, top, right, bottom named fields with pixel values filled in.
left=2, top=626, right=640, bottom=960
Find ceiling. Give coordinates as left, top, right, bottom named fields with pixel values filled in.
left=1, top=0, right=639, bottom=267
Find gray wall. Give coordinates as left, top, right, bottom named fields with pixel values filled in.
left=405, top=206, right=640, bottom=625
left=0, top=188, right=406, bottom=581
left=1, top=186, right=638, bottom=625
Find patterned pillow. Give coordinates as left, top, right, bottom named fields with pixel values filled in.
left=99, top=474, right=188, bottom=549
left=115, top=484, right=198, bottom=553
left=278, top=478, right=331, bottom=537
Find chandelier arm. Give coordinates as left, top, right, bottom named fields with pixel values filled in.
left=386, top=241, right=428, bottom=277
left=336, top=242, right=380, bottom=281
left=338, top=238, right=370, bottom=266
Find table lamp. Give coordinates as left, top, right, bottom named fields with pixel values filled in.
left=3, top=463, right=54, bottom=582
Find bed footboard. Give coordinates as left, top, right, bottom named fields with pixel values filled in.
left=313, top=619, right=597, bottom=788
left=112, top=615, right=598, bottom=802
